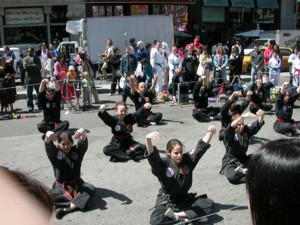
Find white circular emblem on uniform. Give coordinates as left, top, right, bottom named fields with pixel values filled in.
left=115, top=125, right=121, bottom=132
left=283, top=105, right=287, bottom=111
left=46, top=103, right=50, bottom=108
left=166, top=167, right=175, bottom=178
left=57, top=151, right=64, bottom=160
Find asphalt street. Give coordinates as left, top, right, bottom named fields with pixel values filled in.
left=0, top=72, right=297, bottom=225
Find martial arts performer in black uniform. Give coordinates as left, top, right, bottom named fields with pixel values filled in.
left=145, top=125, right=216, bottom=225
left=44, top=128, right=95, bottom=219
left=129, top=75, right=162, bottom=127
left=37, top=77, right=69, bottom=137
left=192, top=76, right=220, bottom=122
left=220, top=110, right=265, bottom=184
left=98, top=101, right=148, bottom=162
left=249, top=79, right=273, bottom=114
left=219, top=90, right=252, bottom=141
left=273, top=82, right=300, bottom=136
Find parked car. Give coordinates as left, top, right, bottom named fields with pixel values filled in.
left=242, top=47, right=292, bottom=74
left=0, top=47, right=22, bottom=79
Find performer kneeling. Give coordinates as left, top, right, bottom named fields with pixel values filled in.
left=145, top=125, right=216, bottom=225
left=44, top=128, right=95, bottom=219
left=98, top=101, right=148, bottom=162
left=129, top=75, right=162, bottom=127
left=220, top=110, right=265, bottom=184
left=37, top=77, right=69, bottom=138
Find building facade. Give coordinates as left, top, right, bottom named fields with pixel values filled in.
left=0, top=0, right=297, bottom=49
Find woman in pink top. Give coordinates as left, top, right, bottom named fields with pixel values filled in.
left=263, top=40, right=275, bottom=72
left=54, top=53, right=68, bottom=80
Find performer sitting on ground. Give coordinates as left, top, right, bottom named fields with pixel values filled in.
left=220, top=110, right=265, bottom=184
left=219, top=90, right=252, bottom=141
left=98, top=101, right=149, bottom=162
left=145, top=125, right=216, bottom=225
left=248, top=78, right=273, bottom=114
left=37, top=77, right=69, bottom=138
left=192, top=76, right=220, bottom=122
left=44, top=128, right=95, bottom=219
left=273, top=82, right=300, bottom=136
left=129, top=75, right=162, bottom=127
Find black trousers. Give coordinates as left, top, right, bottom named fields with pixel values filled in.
left=150, top=195, right=214, bottom=225
left=37, top=120, right=70, bottom=134
left=103, top=137, right=146, bottom=161
left=273, top=120, right=300, bottom=134
left=249, top=103, right=273, bottom=114
left=192, top=107, right=220, bottom=123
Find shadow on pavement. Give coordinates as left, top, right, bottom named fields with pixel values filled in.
left=87, top=187, right=133, bottom=211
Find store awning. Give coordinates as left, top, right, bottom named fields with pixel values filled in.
left=256, top=0, right=279, bottom=9
left=203, top=0, right=229, bottom=7
left=231, top=0, right=254, bottom=8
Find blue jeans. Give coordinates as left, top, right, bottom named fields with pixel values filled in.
left=26, top=83, right=39, bottom=109
left=250, top=67, right=262, bottom=85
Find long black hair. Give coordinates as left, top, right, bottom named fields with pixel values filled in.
left=246, top=139, right=300, bottom=225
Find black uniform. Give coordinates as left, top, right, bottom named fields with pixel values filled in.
left=273, top=91, right=300, bottom=135
left=192, top=81, right=220, bottom=122
left=221, top=121, right=264, bottom=184
left=219, top=98, right=250, bottom=141
left=37, top=90, right=69, bottom=134
left=130, top=90, right=162, bottom=127
left=98, top=107, right=147, bottom=162
left=182, top=51, right=198, bottom=91
left=45, top=138, right=95, bottom=210
left=249, top=82, right=273, bottom=114
left=147, top=141, right=214, bottom=225
left=109, top=53, right=122, bottom=95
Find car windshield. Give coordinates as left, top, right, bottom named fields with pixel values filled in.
left=247, top=39, right=271, bottom=48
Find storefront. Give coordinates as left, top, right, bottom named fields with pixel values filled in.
left=0, top=0, right=288, bottom=50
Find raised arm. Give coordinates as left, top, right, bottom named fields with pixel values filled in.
left=145, top=132, right=160, bottom=155
left=202, top=125, right=217, bottom=144
left=39, top=78, right=47, bottom=93
left=45, top=131, right=57, bottom=144
left=74, top=128, right=87, bottom=142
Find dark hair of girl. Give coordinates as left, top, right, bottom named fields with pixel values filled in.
left=246, top=139, right=300, bottom=225
left=57, top=130, right=73, bottom=144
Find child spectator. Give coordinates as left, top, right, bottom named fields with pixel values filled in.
left=81, top=71, right=91, bottom=111
left=62, top=65, right=80, bottom=110
left=141, top=58, right=154, bottom=91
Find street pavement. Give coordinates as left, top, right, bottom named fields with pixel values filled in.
left=0, top=72, right=297, bottom=225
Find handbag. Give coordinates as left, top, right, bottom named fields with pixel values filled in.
left=119, top=76, right=126, bottom=89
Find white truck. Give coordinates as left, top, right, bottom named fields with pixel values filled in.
left=63, top=15, right=174, bottom=66
left=258, top=30, right=300, bottom=48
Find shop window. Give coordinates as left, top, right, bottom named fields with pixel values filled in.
left=51, top=26, right=69, bottom=46
left=254, top=9, right=275, bottom=26
left=151, top=4, right=187, bottom=30
left=4, top=27, right=47, bottom=45
left=50, top=6, right=67, bottom=23
left=114, top=5, right=124, bottom=16
left=229, top=8, right=252, bottom=33
left=130, top=5, right=148, bottom=15
left=107, top=5, right=113, bottom=16
left=92, top=5, right=105, bottom=17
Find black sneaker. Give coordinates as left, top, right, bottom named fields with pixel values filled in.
left=55, top=208, right=67, bottom=220
left=28, top=107, right=33, bottom=112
